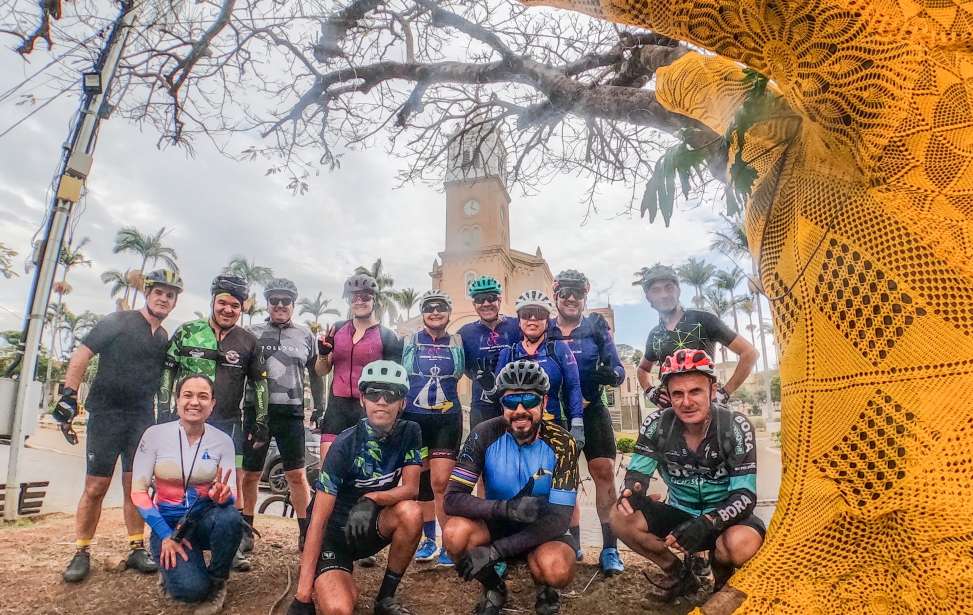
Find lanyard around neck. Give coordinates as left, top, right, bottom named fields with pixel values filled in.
left=179, top=426, right=205, bottom=497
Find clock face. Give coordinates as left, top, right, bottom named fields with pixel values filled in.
left=463, top=199, right=480, bottom=217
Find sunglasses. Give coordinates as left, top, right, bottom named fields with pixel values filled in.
left=363, top=387, right=404, bottom=403
left=473, top=294, right=500, bottom=305
left=421, top=303, right=450, bottom=314
left=351, top=292, right=374, bottom=303
left=268, top=297, right=293, bottom=307
left=556, top=288, right=586, bottom=300
left=500, top=392, right=544, bottom=410
left=518, top=308, right=549, bottom=322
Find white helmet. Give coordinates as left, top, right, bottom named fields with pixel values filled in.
left=419, top=289, right=453, bottom=310
left=514, top=290, right=554, bottom=315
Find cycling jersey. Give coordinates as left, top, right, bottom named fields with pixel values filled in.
left=494, top=338, right=583, bottom=423
left=626, top=406, right=757, bottom=529
left=131, top=420, right=238, bottom=541
left=159, top=319, right=268, bottom=425
left=81, top=310, right=169, bottom=415
left=402, top=330, right=464, bottom=414
left=458, top=316, right=522, bottom=411
left=247, top=319, right=317, bottom=416
left=548, top=313, right=625, bottom=403
left=315, top=418, right=422, bottom=534
left=445, top=417, right=579, bottom=558
left=328, top=321, right=403, bottom=399
left=643, top=308, right=737, bottom=369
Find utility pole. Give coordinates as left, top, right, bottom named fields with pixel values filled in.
left=5, top=1, right=139, bottom=521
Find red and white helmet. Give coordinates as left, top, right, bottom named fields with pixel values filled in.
left=660, top=349, right=717, bottom=382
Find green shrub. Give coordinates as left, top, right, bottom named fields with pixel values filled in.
left=616, top=437, right=636, bottom=454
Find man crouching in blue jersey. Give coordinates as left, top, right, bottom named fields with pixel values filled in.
left=443, top=360, right=580, bottom=615
left=287, top=361, right=423, bottom=615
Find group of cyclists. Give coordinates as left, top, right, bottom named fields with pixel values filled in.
left=49, top=261, right=764, bottom=615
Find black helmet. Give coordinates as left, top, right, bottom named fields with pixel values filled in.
left=144, top=269, right=184, bottom=293
left=343, top=273, right=379, bottom=299
left=634, top=263, right=679, bottom=289
left=495, top=359, right=550, bottom=395
left=553, top=269, right=590, bottom=294
left=211, top=274, right=249, bottom=303
left=264, top=278, right=298, bottom=300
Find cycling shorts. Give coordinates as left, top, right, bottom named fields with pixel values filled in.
left=486, top=519, right=579, bottom=556
left=402, top=412, right=462, bottom=460
left=470, top=403, right=501, bottom=429
left=315, top=506, right=390, bottom=576
left=85, top=411, right=154, bottom=477
left=243, top=413, right=306, bottom=472
left=581, top=399, right=616, bottom=461
left=637, top=499, right=766, bottom=551
left=320, top=395, right=362, bottom=442
left=208, top=417, right=244, bottom=466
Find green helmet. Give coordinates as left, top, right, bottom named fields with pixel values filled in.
left=468, top=275, right=502, bottom=298
left=144, top=269, right=184, bottom=293
left=634, top=263, right=679, bottom=289
left=264, top=278, right=298, bottom=300
left=358, top=360, right=409, bottom=394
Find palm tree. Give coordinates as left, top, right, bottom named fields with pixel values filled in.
left=100, top=269, right=136, bottom=302
left=112, top=226, right=178, bottom=306
left=677, top=257, right=716, bottom=309
left=47, top=236, right=92, bottom=386
left=712, top=267, right=745, bottom=334
left=704, top=287, right=732, bottom=362
left=298, top=292, right=341, bottom=332
left=354, top=258, right=398, bottom=325
left=0, top=242, right=18, bottom=278
left=244, top=302, right=267, bottom=326
left=738, top=296, right=758, bottom=350
left=224, top=256, right=274, bottom=287
left=59, top=310, right=98, bottom=355
left=393, top=288, right=420, bottom=321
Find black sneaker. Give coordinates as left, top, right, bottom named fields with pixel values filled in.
left=232, top=548, right=252, bottom=572
left=356, top=555, right=377, bottom=568
left=642, top=565, right=701, bottom=602
left=534, top=585, right=560, bottom=615
left=126, top=547, right=159, bottom=573
left=374, top=597, right=416, bottom=615
left=473, top=583, right=507, bottom=615
left=63, top=549, right=91, bottom=583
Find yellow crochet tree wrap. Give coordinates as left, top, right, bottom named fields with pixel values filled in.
left=525, top=1, right=973, bottom=613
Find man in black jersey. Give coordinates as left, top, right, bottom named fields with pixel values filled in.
left=634, top=264, right=758, bottom=407
left=53, top=270, right=183, bottom=583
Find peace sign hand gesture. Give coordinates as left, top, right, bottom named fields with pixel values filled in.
left=207, top=465, right=233, bottom=505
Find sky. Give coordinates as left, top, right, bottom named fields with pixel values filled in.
left=0, top=21, right=776, bottom=366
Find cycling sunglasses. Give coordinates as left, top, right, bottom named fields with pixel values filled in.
left=473, top=294, right=500, bottom=305
left=518, top=308, right=549, bottom=322
left=500, top=392, right=544, bottom=410
left=421, top=302, right=450, bottom=314
left=363, top=387, right=404, bottom=403
left=556, top=288, right=587, bottom=300
left=268, top=297, right=293, bottom=307
left=351, top=291, right=374, bottom=303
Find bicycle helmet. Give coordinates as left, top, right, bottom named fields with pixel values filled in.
left=514, top=290, right=555, bottom=315
left=635, top=263, right=680, bottom=289
left=467, top=275, right=502, bottom=298
left=419, top=289, right=453, bottom=310
left=343, top=273, right=379, bottom=298
left=264, top=278, right=298, bottom=300
left=358, top=360, right=410, bottom=394
left=495, top=359, right=550, bottom=395
left=660, top=349, right=717, bottom=382
left=211, top=274, right=249, bottom=302
left=144, top=269, right=184, bottom=293
left=553, top=269, right=590, bottom=294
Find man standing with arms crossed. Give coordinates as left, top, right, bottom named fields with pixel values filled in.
left=241, top=278, right=327, bottom=552
left=635, top=264, right=758, bottom=407
left=56, top=270, right=184, bottom=583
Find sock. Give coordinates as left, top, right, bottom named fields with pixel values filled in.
left=128, top=534, right=145, bottom=551
left=298, top=517, right=310, bottom=539
left=76, top=538, right=92, bottom=551
left=601, top=523, right=617, bottom=550
left=569, top=526, right=581, bottom=545
left=242, top=514, right=254, bottom=528
left=376, top=570, right=403, bottom=601
left=423, top=520, right=436, bottom=542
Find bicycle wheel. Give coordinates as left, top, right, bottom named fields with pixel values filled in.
left=258, top=494, right=294, bottom=517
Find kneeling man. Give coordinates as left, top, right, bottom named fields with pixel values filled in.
left=444, top=359, right=579, bottom=615
left=289, top=361, right=423, bottom=615
left=611, top=349, right=764, bottom=601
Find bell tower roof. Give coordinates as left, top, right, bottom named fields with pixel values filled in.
left=445, top=121, right=507, bottom=185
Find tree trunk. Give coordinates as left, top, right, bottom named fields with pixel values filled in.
left=728, top=288, right=740, bottom=334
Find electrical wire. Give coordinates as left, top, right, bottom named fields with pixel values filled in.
left=0, top=82, right=77, bottom=141
left=0, top=29, right=104, bottom=105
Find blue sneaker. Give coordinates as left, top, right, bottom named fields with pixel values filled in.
left=494, top=560, right=508, bottom=578
left=599, top=547, right=624, bottom=576
left=415, top=538, right=437, bottom=562
left=436, top=548, right=454, bottom=567
left=576, top=547, right=584, bottom=562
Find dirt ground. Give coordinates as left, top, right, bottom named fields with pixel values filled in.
left=0, top=509, right=702, bottom=615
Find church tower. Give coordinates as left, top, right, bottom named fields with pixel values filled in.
left=431, top=123, right=553, bottom=329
